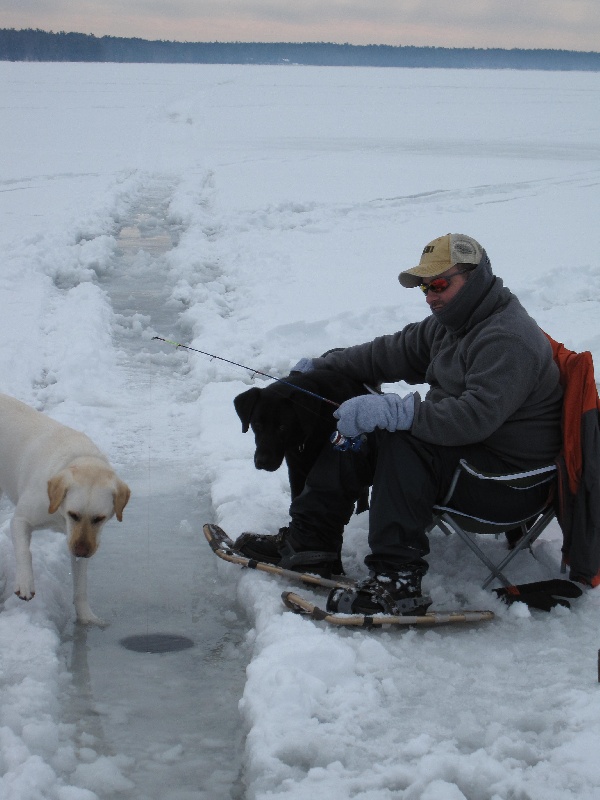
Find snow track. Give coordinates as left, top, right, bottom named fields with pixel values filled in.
left=58, top=176, right=248, bottom=800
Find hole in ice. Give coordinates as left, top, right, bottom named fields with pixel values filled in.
left=119, top=633, right=195, bottom=653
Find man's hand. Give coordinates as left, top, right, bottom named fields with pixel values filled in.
left=334, top=393, right=415, bottom=438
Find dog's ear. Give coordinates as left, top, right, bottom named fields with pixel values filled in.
left=233, top=387, right=261, bottom=433
left=47, top=471, right=71, bottom=514
left=113, top=479, right=131, bottom=522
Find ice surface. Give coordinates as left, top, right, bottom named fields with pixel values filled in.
left=1, top=62, right=600, bottom=799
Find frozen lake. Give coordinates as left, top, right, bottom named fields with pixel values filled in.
left=1, top=62, right=600, bottom=800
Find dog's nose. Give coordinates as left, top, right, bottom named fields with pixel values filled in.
left=254, top=454, right=269, bottom=470
left=72, top=543, right=92, bottom=558
left=255, top=456, right=279, bottom=472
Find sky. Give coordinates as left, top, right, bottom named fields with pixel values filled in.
left=1, top=0, right=599, bottom=51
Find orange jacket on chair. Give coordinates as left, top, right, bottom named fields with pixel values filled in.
left=544, top=333, right=600, bottom=586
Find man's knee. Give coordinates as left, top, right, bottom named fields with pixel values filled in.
left=374, top=429, right=436, bottom=473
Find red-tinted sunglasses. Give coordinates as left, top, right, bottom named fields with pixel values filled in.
left=419, top=269, right=468, bottom=295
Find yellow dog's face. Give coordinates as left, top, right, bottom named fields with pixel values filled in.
left=47, top=464, right=130, bottom=558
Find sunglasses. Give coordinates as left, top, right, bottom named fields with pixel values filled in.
left=418, top=269, right=468, bottom=295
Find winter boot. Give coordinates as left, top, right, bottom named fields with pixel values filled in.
left=327, top=564, right=431, bottom=616
left=233, top=527, right=343, bottom=578
left=233, top=528, right=286, bottom=564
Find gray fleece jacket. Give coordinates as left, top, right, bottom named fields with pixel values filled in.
left=313, top=253, right=563, bottom=469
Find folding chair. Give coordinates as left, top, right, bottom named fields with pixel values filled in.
left=430, top=459, right=558, bottom=589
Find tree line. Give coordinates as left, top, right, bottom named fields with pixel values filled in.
left=1, top=28, right=599, bottom=70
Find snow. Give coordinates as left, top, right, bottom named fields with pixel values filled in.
left=1, top=60, right=600, bottom=799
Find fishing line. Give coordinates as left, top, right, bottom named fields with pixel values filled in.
left=145, top=364, right=152, bottom=636
left=152, top=336, right=340, bottom=407
left=153, top=335, right=375, bottom=451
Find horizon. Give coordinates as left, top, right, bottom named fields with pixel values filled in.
left=1, top=0, right=599, bottom=53
left=3, top=26, right=600, bottom=55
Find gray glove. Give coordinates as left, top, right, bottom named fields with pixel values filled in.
left=334, top=393, right=415, bottom=438
left=290, top=357, right=314, bottom=374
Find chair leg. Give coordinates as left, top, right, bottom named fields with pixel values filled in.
left=436, top=506, right=556, bottom=590
left=480, top=507, right=556, bottom=589
left=437, top=513, right=514, bottom=589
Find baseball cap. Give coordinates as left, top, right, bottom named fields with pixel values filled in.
left=399, top=233, right=484, bottom=288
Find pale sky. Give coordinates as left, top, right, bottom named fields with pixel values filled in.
left=1, top=0, right=599, bottom=52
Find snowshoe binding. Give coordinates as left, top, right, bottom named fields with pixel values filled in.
left=327, top=565, right=432, bottom=616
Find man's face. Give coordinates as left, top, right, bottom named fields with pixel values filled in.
left=422, top=266, right=469, bottom=312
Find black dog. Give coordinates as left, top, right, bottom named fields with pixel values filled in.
left=233, top=368, right=371, bottom=503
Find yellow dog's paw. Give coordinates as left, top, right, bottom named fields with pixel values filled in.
left=75, top=603, right=107, bottom=627
left=15, top=588, right=35, bottom=601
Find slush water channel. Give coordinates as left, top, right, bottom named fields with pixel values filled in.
left=59, top=183, right=248, bottom=799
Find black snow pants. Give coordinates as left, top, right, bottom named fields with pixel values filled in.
left=286, top=429, right=551, bottom=573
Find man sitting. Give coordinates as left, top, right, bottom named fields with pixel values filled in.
left=235, top=233, right=563, bottom=614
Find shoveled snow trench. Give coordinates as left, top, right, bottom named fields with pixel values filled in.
left=60, top=179, right=247, bottom=800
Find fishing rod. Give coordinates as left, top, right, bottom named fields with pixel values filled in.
left=152, top=335, right=368, bottom=452
left=152, top=336, right=339, bottom=407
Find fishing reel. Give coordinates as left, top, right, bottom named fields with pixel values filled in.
left=330, top=431, right=366, bottom=452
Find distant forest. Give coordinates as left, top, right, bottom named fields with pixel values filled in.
left=1, top=28, right=600, bottom=70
